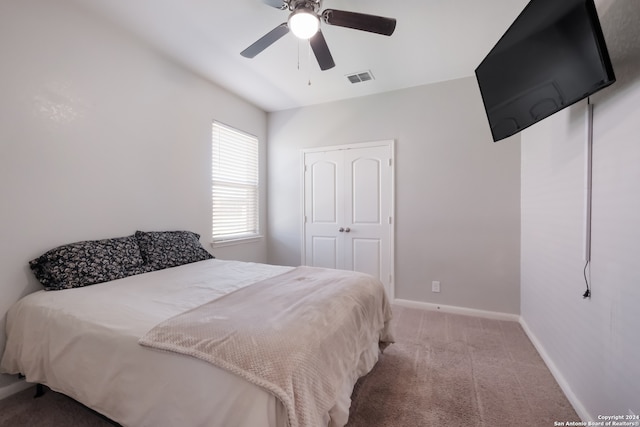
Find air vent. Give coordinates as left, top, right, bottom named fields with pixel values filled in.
left=346, top=70, right=375, bottom=84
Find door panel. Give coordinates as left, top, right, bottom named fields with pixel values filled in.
left=310, top=161, right=338, bottom=223
left=352, top=238, right=382, bottom=279
left=351, top=157, right=381, bottom=224
left=311, top=236, right=338, bottom=269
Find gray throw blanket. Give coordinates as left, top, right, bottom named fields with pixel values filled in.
left=139, top=266, right=394, bottom=427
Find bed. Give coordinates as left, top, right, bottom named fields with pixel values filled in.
left=0, top=231, right=393, bottom=427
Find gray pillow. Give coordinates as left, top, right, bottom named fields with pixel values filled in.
left=30, top=235, right=145, bottom=291
left=134, top=230, right=214, bottom=272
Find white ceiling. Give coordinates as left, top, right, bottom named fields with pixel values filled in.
left=76, top=0, right=533, bottom=112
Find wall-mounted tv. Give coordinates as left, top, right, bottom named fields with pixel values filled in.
left=475, top=0, right=616, bottom=142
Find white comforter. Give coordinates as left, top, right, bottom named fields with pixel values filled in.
left=1, top=259, right=387, bottom=427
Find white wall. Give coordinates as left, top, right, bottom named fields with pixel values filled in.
left=267, top=77, right=521, bottom=315
left=520, top=0, right=640, bottom=419
left=0, top=0, right=267, bottom=392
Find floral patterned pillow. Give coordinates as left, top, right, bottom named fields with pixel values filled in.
left=30, top=235, right=146, bottom=291
left=134, top=230, right=214, bottom=272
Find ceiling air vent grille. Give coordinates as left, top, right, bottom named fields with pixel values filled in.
left=346, top=70, right=374, bottom=84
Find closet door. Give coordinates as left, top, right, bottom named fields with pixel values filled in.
left=343, top=145, right=393, bottom=289
left=303, top=150, right=345, bottom=269
left=303, top=141, right=394, bottom=298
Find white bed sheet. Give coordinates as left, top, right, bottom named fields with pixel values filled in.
left=0, top=259, right=358, bottom=427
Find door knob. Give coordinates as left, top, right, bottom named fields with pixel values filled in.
left=344, top=227, right=351, bottom=233
left=339, top=227, right=345, bottom=232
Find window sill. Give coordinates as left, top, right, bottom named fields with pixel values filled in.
left=211, top=235, right=263, bottom=248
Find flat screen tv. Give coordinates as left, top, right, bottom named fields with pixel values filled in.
left=475, top=0, right=616, bottom=142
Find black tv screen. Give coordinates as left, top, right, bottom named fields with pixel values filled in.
left=475, top=0, right=615, bottom=142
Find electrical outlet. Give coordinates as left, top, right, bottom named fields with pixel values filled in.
left=431, top=281, right=441, bottom=293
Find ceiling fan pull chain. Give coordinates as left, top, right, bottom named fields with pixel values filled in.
left=307, top=41, right=312, bottom=86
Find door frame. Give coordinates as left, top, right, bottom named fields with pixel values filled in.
left=300, top=139, right=395, bottom=300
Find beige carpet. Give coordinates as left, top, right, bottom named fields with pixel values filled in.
left=0, top=305, right=578, bottom=426
left=346, top=305, right=578, bottom=426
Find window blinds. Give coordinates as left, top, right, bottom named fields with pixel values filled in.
left=211, top=122, right=259, bottom=241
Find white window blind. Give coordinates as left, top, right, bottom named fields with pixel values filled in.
left=211, top=121, right=259, bottom=242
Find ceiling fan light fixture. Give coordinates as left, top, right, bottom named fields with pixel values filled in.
left=288, top=9, right=320, bottom=40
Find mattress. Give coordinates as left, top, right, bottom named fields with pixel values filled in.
left=1, top=259, right=388, bottom=427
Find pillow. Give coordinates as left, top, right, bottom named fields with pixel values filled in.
left=134, top=230, right=214, bottom=272
left=29, top=235, right=145, bottom=291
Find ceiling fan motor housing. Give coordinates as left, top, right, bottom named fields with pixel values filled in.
left=288, top=0, right=321, bottom=13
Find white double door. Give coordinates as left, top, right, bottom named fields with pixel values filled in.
left=302, top=141, right=394, bottom=298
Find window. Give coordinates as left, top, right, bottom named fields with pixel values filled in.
left=211, top=121, right=259, bottom=243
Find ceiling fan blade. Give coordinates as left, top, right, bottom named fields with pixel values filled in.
left=310, top=30, right=335, bottom=71
left=322, top=9, right=396, bottom=36
left=262, top=0, right=287, bottom=10
left=240, top=23, right=289, bottom=58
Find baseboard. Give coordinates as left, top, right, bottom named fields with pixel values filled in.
left=519, top=318, right=590, bottom=422
left=393, top=298, right=520, bottom=322
left=0, top=377, right=33, bottom=401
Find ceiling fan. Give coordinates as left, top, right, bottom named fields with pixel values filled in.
left=240, top=0, right=397, bottom=71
